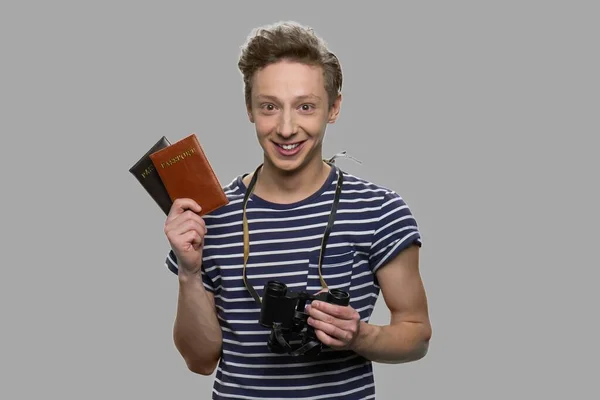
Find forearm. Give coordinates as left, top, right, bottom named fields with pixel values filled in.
left=173, top=271, right=222, bottom=374
left=351, top=320, right=431, bottom=364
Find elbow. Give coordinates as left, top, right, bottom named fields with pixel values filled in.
left=185, top=358, right=218, bottom=375
left=411, top=338, right=430, bottom=361
left=173, top=333, right=221, bottom=376
left=179, top=349, right=220, bottom=375
left=398, top=322, right=431, bottom=363
left=412, top=325, right=432, bottom=361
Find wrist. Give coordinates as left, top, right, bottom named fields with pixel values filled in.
left=350, top=321, right=380, bottom=353
left=177, top=268, right=203, bottom=285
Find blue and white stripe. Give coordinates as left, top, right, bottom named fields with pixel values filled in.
left=165, top=166, right=422, bottom=399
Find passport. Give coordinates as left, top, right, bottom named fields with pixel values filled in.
left=128, top=136, right=173, bottom=215
left=149, top=133, right=229, bottom=216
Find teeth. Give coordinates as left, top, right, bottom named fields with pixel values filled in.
left=281, top=143, right=299, bottom=150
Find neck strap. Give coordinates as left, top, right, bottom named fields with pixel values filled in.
left=241, top=161, right=344, bottom=305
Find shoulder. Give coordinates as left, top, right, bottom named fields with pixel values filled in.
left=221, top=174, right=247, bottom=200
left=339, top=169, right=407, bottom=208
left=338, top=168, right=422, bottom=268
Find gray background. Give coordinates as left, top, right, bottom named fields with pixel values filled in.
left=1, top=1, right=598, bottom=399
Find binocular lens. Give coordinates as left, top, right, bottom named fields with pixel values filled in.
left=328, top=288, right=350, bottom=306
left=265, top=281, right=287, bottom=297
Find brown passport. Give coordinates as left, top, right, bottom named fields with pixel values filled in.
left=149, top=133, right=229, bottom=216
left=129, top=136, right=173, bottom=215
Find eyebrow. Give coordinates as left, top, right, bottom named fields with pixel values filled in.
left=255, top=94, right=322, bottom=102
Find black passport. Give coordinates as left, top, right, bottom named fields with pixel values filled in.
left=129, top=136, right=173, bottom=215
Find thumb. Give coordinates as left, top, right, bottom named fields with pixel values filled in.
left=305, top=288, right=327, bottom=312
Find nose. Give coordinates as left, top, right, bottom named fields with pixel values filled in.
left=277, top=109, right=297, bottom=138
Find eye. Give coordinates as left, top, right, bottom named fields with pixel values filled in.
left=299, top=104, right=315, bottom=112
left=260, top=103, right=277, bottom=113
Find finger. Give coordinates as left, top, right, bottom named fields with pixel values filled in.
left=311, top=300, right=357, bottom=320
left=174, top=230, right=204, bottom=252
left=307, top=316, right=353, bottom=343
left=307, top=307, right=356, bottom=336
left=171, top=219, right=206, bottom=238
left=314, top=329, right=346, bottom=349
left=171, top=210, right=206, bottom=232
left=166, top=198, right=202, bottom=222
left=184, top=230, right=203, bottom=250
left=165, top=210, right=206, bottom=235
left=306, top=305, right=336, bottom=326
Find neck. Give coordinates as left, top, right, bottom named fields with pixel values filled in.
left=255, top=156, right=330, bottom=204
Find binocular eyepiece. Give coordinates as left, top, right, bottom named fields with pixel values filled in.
left=258, top=280, right=350, bottom=357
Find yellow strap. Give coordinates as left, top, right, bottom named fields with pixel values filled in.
left=243, top=161, right=342, bottom=301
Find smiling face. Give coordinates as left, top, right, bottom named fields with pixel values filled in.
left=247, top=60, right=342, bottom=174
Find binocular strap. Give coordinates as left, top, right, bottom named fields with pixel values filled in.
left=271, top=323, right=322, bottom=357
left=241, top=159, right=345, bottom=306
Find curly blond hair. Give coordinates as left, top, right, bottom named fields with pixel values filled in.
left=238, top=21, right=343, bottom=108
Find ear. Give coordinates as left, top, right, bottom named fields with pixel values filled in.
left=246, top=103, right=255, bottom=123
left=327, top=93, right=342, bottom=124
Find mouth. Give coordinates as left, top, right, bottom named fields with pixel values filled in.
left=273, top=140, right=306, bottom=156
left=277, top=142, right=302, bottom=150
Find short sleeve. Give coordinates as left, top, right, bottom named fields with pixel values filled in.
left=369, top=190, right=422, bottom=273
left=164, top=249, right=216, bottom=293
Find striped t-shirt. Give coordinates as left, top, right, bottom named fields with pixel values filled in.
left=165, top=165, right=422, bottom=399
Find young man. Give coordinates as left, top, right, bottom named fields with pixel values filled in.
left=163, top=21, right=432, bottom=399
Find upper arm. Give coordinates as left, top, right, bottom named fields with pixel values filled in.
left=375, top=244, right=431, bottom=331
left=367, top=189, right=430, bottom=334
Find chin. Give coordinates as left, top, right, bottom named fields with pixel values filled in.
left=266, top=157, right=305, bottom=175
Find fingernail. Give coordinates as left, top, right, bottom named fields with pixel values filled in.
left=313, top=301, right=319, bottom=308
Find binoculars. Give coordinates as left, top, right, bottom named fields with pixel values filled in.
left=258, top=280, right=351, bottom=357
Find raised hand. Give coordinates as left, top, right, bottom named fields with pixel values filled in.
left=164, top=198, right=207, bottom=276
